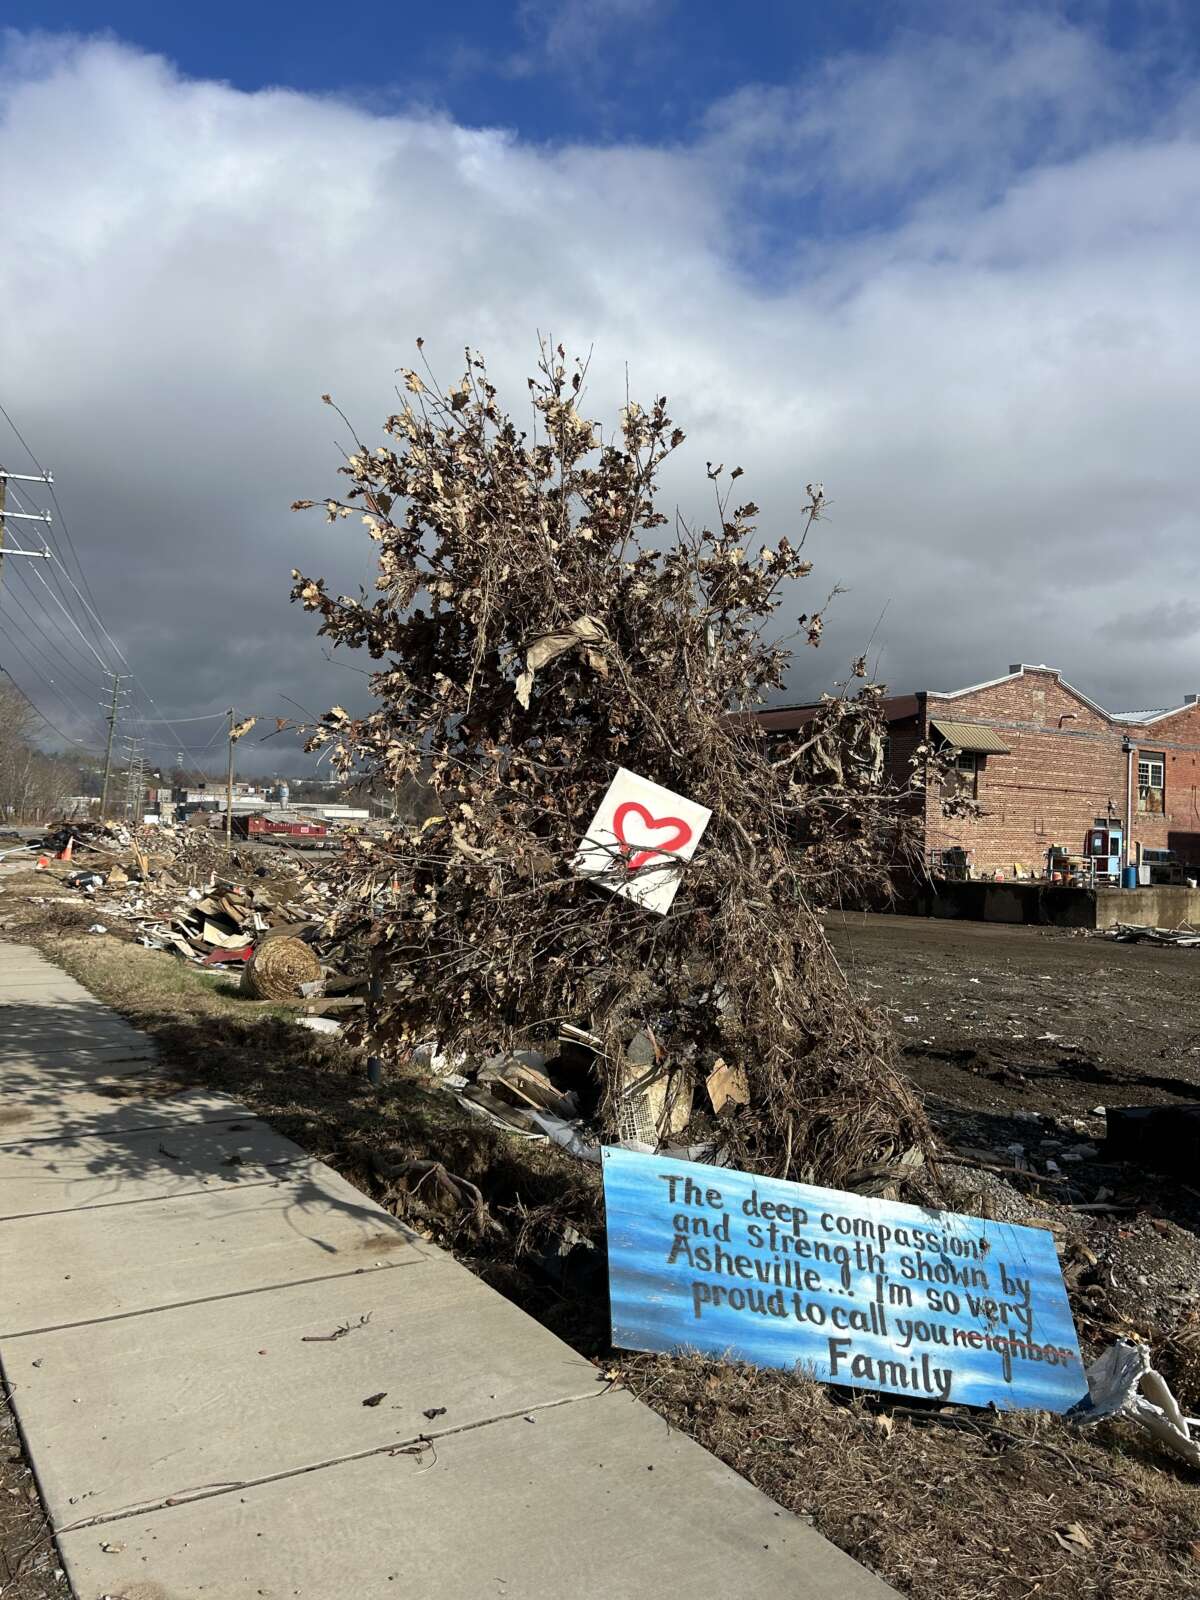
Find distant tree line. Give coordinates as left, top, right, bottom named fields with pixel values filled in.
left=0, top=684, right=96, bottom=824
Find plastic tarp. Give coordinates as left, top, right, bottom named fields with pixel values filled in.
left=1073, top=1338, right=1200, bottom=1468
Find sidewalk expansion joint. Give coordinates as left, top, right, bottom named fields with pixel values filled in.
left=0, top=1171, right=300, bottom=1224
left=0, top=1107, right=256, bottom=1150
left=49, top=1387, right=609, bottom=1534
left=0, top=1256, right=430, bottom=1342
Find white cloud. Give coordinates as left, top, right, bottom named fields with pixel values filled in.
left=703, top=14, right=1141, bottom=228
left=518, top=0, right=673, bottom=70
left=0, top=21, right=1198, bottom=769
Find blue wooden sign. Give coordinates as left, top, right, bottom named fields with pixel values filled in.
left=602, top=1147, right=1087, bottom=1413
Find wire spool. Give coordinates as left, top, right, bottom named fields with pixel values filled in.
left=241, top=934, right=322, bottom=1000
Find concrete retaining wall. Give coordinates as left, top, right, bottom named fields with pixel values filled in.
left=1093, top=885, right=1200, bottom=930
left=899, top=879, right=1200, bottom=929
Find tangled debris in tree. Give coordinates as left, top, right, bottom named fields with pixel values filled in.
left=291, top=342, right=938, bottom=1192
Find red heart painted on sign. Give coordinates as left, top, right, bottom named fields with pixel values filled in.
left=612, top=801, right=693, bottom=873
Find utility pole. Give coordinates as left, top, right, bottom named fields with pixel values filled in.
left=0, top=468, right=54, bottom=593
left=98, top=674, right=124, bottom=819
left=226, top=706, right=235, bottom=851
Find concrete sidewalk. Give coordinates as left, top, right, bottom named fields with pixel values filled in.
left=0, top=939, right=896, bottom=1599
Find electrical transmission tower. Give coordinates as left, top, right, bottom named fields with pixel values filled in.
left=122, top=735, right=146, bottom=824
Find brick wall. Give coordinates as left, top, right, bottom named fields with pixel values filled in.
left=754, top=671, right=1200, bottom=878
left=1124, top=704, right=1200, bottom=862
left=913, top=669, right=1200, bottom=873
left=884, top=719, right=924, bottom=790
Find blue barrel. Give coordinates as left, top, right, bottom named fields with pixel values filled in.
left=1122, top=865, right=1138, bottom=889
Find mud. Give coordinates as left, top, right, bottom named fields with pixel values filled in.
left=827, top=911, right=1200, bottom=1123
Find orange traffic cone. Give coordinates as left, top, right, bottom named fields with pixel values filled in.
left=35, top=855, right=50, bottom=871
left=57, top=836, right=74, bottom=862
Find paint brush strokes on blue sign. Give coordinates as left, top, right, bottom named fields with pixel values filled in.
left=602, top=1148, right=1087, bottom=1413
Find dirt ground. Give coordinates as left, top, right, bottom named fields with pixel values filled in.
left=4, top=874, right=1200, bottom=1600
left=0, top=1386, right=63, bottom=1599
left=827, top=911, right=1200, bottom=1124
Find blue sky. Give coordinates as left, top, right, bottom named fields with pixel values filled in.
left=11, top=2, right=1194, bottom=163
left=1, top=4, right=1199, bottom=765
left=4, top=4, right=1014, bottom=142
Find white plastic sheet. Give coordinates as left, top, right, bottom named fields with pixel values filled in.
left=1074, top=1339, right=1200, bottom=1468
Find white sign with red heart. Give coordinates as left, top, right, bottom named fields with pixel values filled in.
left=574, top=767, right=712, bottom=915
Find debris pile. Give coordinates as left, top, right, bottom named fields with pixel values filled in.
left=120, top=876, right=325, bottom=968
left=290, top=342, right=936, bottom=1193
left=22, top=818, right=361, bottom=1002
left=1107, top=922, right=1200, bottom=946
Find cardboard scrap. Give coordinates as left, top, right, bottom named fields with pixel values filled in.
left=706, top=1059, right=749, bottom=1115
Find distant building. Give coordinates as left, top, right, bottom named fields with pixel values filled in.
left=288, top=803, right=370, bottom=824
left=759, top=664, right=1200, bottom=878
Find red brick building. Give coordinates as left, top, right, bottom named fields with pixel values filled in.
left=760, top=664, right=1200, bottom=878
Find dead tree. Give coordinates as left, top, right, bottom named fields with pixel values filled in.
left=291, top=342, right=933, bottom=1191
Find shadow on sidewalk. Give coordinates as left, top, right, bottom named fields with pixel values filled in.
left=1, top=966, right=608, bottom=1349
left=0, top=990, right=424, bottom=1251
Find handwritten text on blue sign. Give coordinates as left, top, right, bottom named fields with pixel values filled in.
left=602, top=1147, right=1086, bottom=1412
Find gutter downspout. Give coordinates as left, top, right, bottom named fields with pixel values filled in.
left=1122, top=736, right=1135, bottom=869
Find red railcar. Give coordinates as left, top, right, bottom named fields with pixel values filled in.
left=232, top=814, right=328, bottom=842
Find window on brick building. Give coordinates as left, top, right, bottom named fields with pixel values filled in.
left=953, top=750, right=980, bottom=799
left=1138, top=752, right=1165, bottom=814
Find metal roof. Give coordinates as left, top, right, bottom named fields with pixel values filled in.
left=929, top=719, right=1011, bottom=754
left=1112, top=707, right=1183, bottom=724
left=753, top=695, right=920, bottom=733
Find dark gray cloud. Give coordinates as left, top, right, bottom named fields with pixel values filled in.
left=1, top=24, right=1198, bottom=772
left=1099, top=599, right=1200, bottom=645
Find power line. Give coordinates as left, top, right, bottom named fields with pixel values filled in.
left=136, top=735, right=228, bottom=753
left=25, top=517, right=214, bottom=785
left=0, top=598, right=108, bottom=730
left=2, top=556, right=117, bottom=683
left=0, top=403, right=290, bottom=788
left=3, top=475, right=115, bottom=668
left=0, top=576, right=109, bottom=695
left=0, top=592, right=110, bottom=717
left=2, top=473, right=111, bottom=655
left=0, top=665, right=103, bottom=752
left=26, top=557, right=115, bottom=674
left=126, top=676, right=223, bottom=789
left=138, top=710, right=230, bottom=724
left=0, top=397, right=105, bottom=625
left=0, top=621, right=92, bottom=726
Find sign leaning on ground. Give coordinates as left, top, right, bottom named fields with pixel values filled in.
left=602, top=1148, right=1088, bottom=1413
left=573, top=767, right=712, bottom=916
